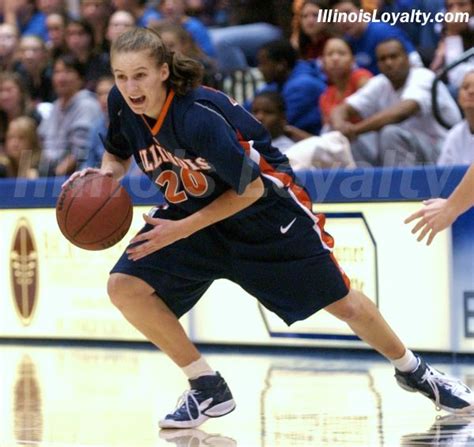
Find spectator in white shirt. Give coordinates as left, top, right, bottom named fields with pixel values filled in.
left=330, top=38, right=462, bottom=166
left=438, top=70, right=474, bottom=165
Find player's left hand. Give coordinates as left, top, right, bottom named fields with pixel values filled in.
left=126, top=214, right=191, bottom=260
left=404, top=198, right=455, bottom=245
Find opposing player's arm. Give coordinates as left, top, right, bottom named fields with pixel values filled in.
left=405, top=164, right=474, bottom=245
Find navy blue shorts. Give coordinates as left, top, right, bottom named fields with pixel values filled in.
left=111, top=195, right=350, bottom=325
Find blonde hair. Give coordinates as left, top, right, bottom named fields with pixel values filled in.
left=111, top=27, right=203, bottom=96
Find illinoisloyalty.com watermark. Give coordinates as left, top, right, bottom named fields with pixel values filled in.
left=317, top=8, right=470, bottom=27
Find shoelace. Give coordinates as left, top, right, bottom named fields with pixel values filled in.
left=173, top=390, right=201, bottom=421
left=421, top=366, right=467, bottom=411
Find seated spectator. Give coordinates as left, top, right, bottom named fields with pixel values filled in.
left=251, top=91, right=296, bottom=153
left=379, top=0, right=445, bottom=65
left=0, top=72, right=41, bottom=151
left=64, top=18, right=111, bottom=91
left=3, top=0, right=48, bottom=40
left=0, top=24, right=20, bottom=72
left=37, top=54, right=102, bottom=176
left=438, top=70, right=474, bottom=165
left=111, top=0, right=160, bottom=28
left=152, top=21, right=218, bottom=87
left=17, top=35, right=54, bottom=103
left=251, top=38, right=326, bottom=135
left=105, top=10, right=136, bottom=46
left=330, top=0, right=423, bottom=74
left=330, top=38, right=462, bottom=166
left=0, top=116, right=41, bottom=178
left=81, top=75, right=114, bottom=168
left=320, top=37, right=372, bottom=127
left=80, top=0, right=112, bottom=51
left=155, top=0, right=216, bottom=58
left=45, top=12, right=69, bottom=58
left=430, top=0, right=474, bottom=91
left=292, top=0, right=335, bottom=61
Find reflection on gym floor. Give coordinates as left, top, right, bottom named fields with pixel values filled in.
left=0, top=343, right=473, bottom=447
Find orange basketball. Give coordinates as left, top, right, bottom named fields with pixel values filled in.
left=56, top=173, right=133, bottom=250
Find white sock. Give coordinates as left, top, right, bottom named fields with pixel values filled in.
left=182, top=356, right=216, bottom=380
left=390, top=349, right=419, bottom=372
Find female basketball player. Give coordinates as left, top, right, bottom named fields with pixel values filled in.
left=64, top=28, right=474, bottom=428
left=406, top=163, right=474, bottom=245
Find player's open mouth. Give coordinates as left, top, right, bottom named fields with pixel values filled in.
left=130, top=96, right=145, bottom=105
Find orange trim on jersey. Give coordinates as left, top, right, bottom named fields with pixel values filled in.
left=236, top=131, right=313, bottom=210
left=150, top=89, right=175, bottom=135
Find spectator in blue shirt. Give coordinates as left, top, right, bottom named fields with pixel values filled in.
left=250, top=38, right=327, bottom=135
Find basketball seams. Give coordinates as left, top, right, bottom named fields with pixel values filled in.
left=77, top=199, right=133, bottom=249
left=67, top=176, right=122, bottom=238
left=56, top=173, right=133, bottom=250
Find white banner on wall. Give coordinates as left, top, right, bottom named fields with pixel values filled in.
left=0, top=202, right=459, bottom=352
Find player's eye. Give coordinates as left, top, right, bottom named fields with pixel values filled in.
left=115, top=74, right=126, bottom=81
left=135, top=72, right=146, bottom=80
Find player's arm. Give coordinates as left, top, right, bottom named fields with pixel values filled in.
left=100, top=151, right=132, bottom=181
left=127, top=176, right=265, bottom=261
left=405, top=164, right=474, bottom=245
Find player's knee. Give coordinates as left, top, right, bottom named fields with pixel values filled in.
left=107, top=273, right=136, bottom=309
left=324, top=291, right=361, bottom=322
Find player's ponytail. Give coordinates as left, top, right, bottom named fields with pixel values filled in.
left=111, top=27, right=203, bottom=96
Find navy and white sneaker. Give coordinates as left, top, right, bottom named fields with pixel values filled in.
left=159, top=372, right=236, bottom=429
left=395, top=357, right=474, bottom=414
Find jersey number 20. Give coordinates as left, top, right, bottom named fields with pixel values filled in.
left=156, top=169, right=208, bottom=203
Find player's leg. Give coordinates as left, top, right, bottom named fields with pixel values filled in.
left=325, top=289, right=474, bottom=414
left=324, top=288, right=406, bottom=359
left=107, top=272, right=236, bottom=428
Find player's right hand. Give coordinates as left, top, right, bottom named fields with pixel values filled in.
left=61, top=168, right=113, bottom=189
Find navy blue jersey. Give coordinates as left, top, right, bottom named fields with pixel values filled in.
left=105, top=85, right=312, bottom=215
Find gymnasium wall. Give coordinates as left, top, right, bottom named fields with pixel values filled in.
left=0, top=166, right=473, bottom=353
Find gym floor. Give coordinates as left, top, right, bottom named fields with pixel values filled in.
left=0, top=342, right=473, bottom=447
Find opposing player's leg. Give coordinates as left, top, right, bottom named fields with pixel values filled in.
left=107, top=273, right=236, bottom=428
left=325, top=289, right=474, bottom=414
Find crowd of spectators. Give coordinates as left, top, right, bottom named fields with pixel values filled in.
left=0, top=0, right=472, bottom=178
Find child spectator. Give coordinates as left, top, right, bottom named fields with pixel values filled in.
left=251, top=91, right=296, bottom=153
left=438, top=70, right=474, bottom=165
left=252, top=38, right=326, bottom=135
left=0, top=116, right=41, bottom=178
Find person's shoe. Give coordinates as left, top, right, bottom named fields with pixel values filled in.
left=159, top=372, right=236, bottom=429
left=395, top=357, right=474, bottom=414
left=400, top=414, right=474, bottom=446
left=159, top=428, right=237, bottom=446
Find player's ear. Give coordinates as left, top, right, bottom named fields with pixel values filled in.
left=159, top=63, right=170, bottom=82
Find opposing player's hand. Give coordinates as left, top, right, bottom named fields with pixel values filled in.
left=126, top=214, right=191, bottom=260
left=404, top=198, right=456, bottom=246
left=61, top=168, right=113, bottom=189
